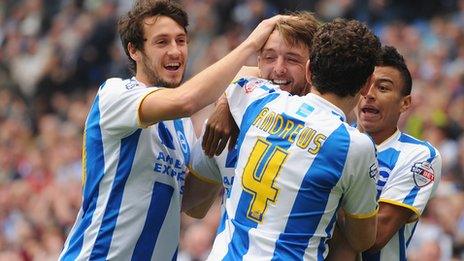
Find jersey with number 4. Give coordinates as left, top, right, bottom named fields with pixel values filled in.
left=207, top=77, right=379, bottom=260
left=362, top=130, right=441, bottom=261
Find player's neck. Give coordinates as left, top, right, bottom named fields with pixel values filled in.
left=312, top=91, right=359, bottom=121
left=369, top=127, right=398, bottom=145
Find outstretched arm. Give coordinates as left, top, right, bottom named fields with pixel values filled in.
left=139, top=16, right=286, bottom=126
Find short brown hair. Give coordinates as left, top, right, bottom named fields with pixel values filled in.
left=118, top=0, right=188, bottom=73
left=310, top=18, right=380, bottom=97
left=273, top=11, right=321, bottom=55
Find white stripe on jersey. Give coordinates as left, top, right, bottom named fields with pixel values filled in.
left=60, top=78, right=196, bottom=261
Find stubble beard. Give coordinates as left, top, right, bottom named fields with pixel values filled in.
left=141, top=53, right=184, bottom=88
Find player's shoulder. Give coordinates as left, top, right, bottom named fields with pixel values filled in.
left=231, top=76, right=277, bottom=92
left=344, top=123, right=376, bottom=151
left=99, top=77, right=145, bottom=94
left=397, top=132, right=441, bottom=160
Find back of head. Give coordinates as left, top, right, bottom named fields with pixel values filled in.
left=275, top=11, right=321, bottom=54
left=378, top=45, right=412, bottom=96
left=310, top=18, right=380, bottom=97
left=118, top=0, right=188, bottom=73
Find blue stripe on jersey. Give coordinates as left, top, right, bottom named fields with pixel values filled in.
left=399, top=133, right=436, bottom=162
left=174, top=119, right=191, bottom=165
left=223, top=93, right=280, bottom=259
left=399, top=226, right=406, bottom=261
left=377, top=148, right=400, bottom=199
left=132, top=182, right=175, bottom=260
left=406, top=221, right=418, bottom=247
left=225, top=147, right=238, bottom=168
left=378, top=148, right=401, bottom=170
left=317, top=204, right=340, bottom=260
left=90, top=129, right=142, bottom=259
left=171, top=247, right=178, bottom=261
left=61, top=95, right=105, bottom=261
left=158, top=121, right=175, bottom=150
left=403, top=186, right=419, bottom=206
left=272, top=124, right=350, bottom=260
left=217, top=210, right=228, bottom=235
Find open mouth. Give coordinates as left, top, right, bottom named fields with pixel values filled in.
left=272, top=79, right=291, bottom=86
left=361, top=107, right=380, bottom=114
left=165, top=62, right=181, bottom=71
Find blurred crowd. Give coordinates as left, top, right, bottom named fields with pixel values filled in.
left=0, top=0, right=463, bottom=260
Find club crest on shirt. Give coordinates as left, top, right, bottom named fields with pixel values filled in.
left=411, top=161, right=434, bottom=187
left=244, top=79, right=266, bottom=94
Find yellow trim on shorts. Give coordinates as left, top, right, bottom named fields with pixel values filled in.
left=137, top=88, right=162, bottom=128
left=345, top=205, right=379, bottom=219
left=379, top=198, right=420, bottom=223
left=187, top=166, right=222, bottom=185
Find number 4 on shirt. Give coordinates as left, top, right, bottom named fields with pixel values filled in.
left=242, top=137, right=288, bottom=223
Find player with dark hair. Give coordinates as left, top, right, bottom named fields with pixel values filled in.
left=59, top=0, right=285, bottom=259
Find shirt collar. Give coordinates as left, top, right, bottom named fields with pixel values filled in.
left=306, top=93, right=346, bottom=122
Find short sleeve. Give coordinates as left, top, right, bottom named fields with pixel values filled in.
left=379, top=149, right=442, bottom=222
left=98, top=78, right=159, bottom=137
left=189, top=139, right=222, bottom=185
left=226, top=77, right=279, bottom=127
left=341, top=132, right=379, bottom=218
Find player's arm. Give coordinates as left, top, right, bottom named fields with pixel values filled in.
left=326, top=218, right=358, bottom=261
left=201, top=65, right=261, bottom=156
left=202, top=95, right=238, bottom=157
left=182, top=172, right=222, bottom=219
left=182, top=140, right=224, bottom=218
left=339, top=134, right=379, bottom=252
left=341, top=210, right=378, bottom=252
left=364, top=202, right=413, bottom=253
left=139, top=16, right=284, bottom=126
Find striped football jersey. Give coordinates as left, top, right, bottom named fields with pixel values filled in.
left=362, top=130, right=441, bottom=261
left=60, top=77, right=196, bottom=261
left=207, top=77, right=379, bottom=260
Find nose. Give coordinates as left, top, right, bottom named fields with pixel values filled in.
left=364, top=84, right=376, bottom=101
left=167, top=40, right=181, bottom=58
left=273, top=57, right=286, bottom=75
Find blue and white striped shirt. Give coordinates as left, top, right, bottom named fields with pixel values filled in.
left=207, top=77, right=379, bottom=260
left=60, top=77, right=196, bottom=261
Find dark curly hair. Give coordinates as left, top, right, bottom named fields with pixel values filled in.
left=310, top=18, right=381, bottom=97
left=378, top=45, right=412, bottom=96
left=118, top=0, right=188, bottom=73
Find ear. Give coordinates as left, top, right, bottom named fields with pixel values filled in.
left=400, top=94, right=411, bottom=113
left=128, top=42, right=139, bottom=62
left=305, top=60, right=312, bottom=85
left=359, top=74, right=373, bottom=96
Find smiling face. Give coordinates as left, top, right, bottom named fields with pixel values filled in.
left=258, top=30, right=310, bottom=96
left=357, top=66, right=411, bottom=144
left=131, top=15, right=188, bottom=88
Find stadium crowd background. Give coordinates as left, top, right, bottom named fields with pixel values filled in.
left=0, top=0, right=463, bottom=260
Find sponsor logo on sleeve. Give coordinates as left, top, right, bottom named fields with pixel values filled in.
left=411, top=161, right=435, bottom=187
left=244, top=79, right=266, bottom=94
left=125, top=79, right=138, bottom=90
left=369, top=163, right=379, bottom=181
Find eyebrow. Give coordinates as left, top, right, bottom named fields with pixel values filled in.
left=261, top=48, right=305, bottom=58
left=376, top=77, right=394, bottom=85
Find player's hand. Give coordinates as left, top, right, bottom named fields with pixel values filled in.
left=202, top=96, right=239, bottom=157
left=244, top=15, right=290, bottom=51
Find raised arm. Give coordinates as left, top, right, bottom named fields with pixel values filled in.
left=139, top=16, right=285, bottom=126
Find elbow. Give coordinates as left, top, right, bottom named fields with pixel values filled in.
left=365, top=236, right=390, bottom=253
